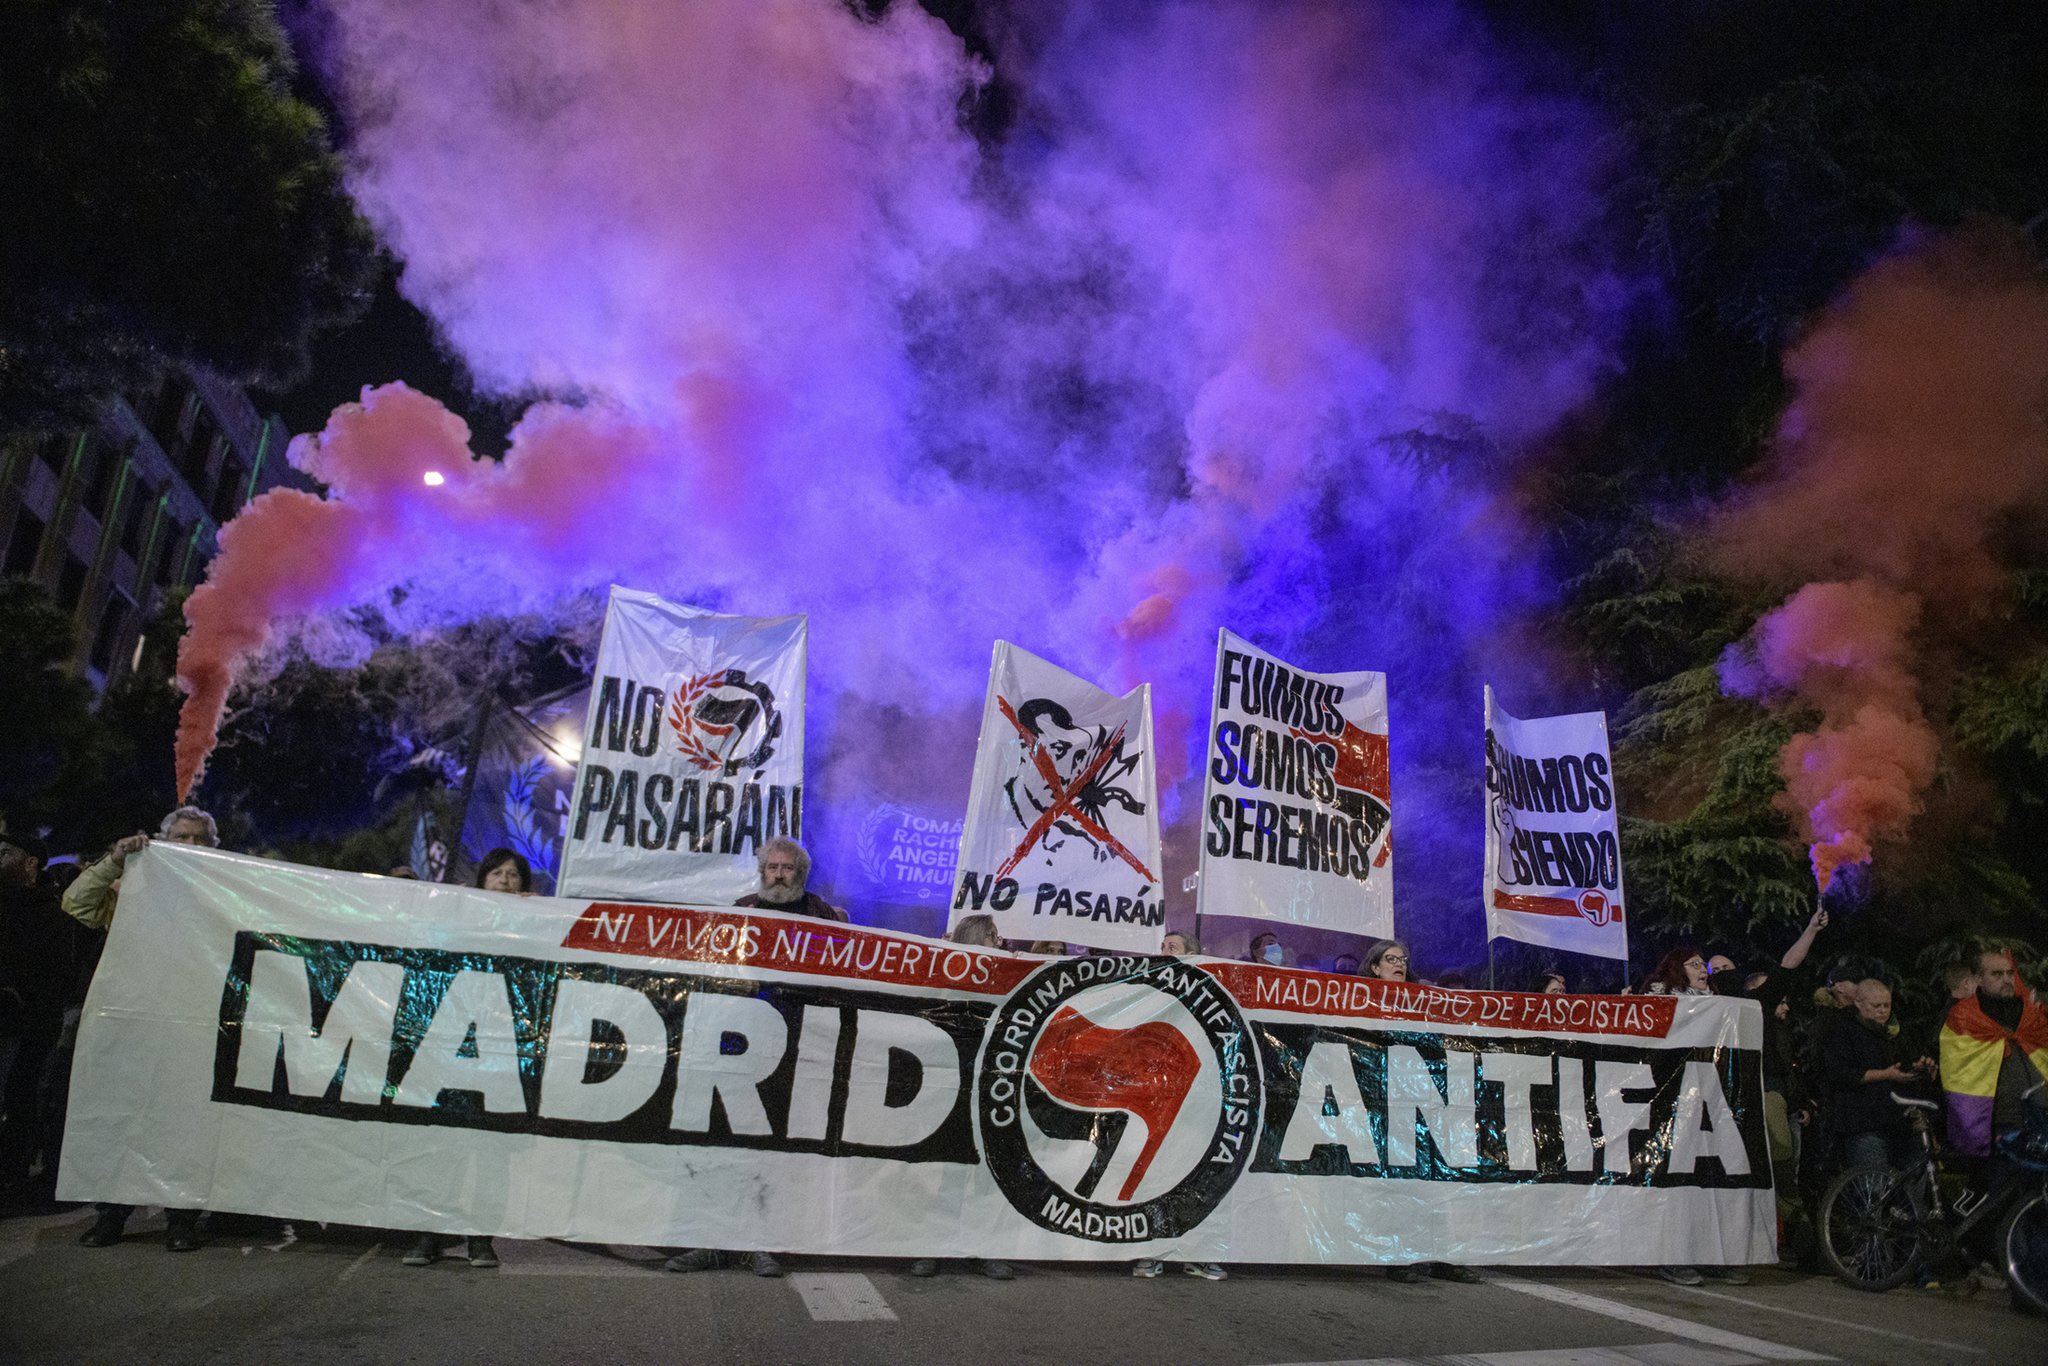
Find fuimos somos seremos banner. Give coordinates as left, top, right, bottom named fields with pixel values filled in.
left=948, top=643, right=1164, bottom=953
left=1483, top=686, right=1627, bottom=961
left=63, top=844, right=1772, bottom=1266
left=1198, top=630, right=1393, bottom=935
left=557, top=587, right=805, bottom=906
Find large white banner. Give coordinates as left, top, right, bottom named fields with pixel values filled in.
left=1483, top=686, right=1628, bottom=961
left=1197, top=630, right=1393, bottom=936
left=947, top=643, right=1164, bottom=954
left=557, top=587, right=805, bottom=906
left=64, top=845, right=1771, bottom=1266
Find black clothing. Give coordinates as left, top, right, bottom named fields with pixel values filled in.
left=1819, top=1012, right=1919, bottom=1139
left=736, top=891, right=845, bottom=923
left=0, top=880, right=88, bottom=1034
left=1979, top=991, right=2024, bottom=1033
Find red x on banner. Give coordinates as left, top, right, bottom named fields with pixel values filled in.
left=993, top=696, right=1157, bottom=884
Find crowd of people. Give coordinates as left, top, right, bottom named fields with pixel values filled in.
left=1, top=810, right=2042, bottom=1297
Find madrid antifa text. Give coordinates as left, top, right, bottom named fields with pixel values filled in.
left=214, top=932, right=982, bottom=1161
left=571, top=674, right=801, bottom=854
left=1252, top=1024, right=1767, bottom=1188
left=1203, top=648, right=1388, bottom=881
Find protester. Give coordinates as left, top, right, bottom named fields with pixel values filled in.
left=1247, top=931, right=1286, bottom=967
left=1162, top=930, right=1196, bottom=957
left=735, top=837, right=847, bottom=922
left=1643, top=947, right=1709, bottom=996
left=70, top=809, right=219, bottom=1251
left=949, top=914, right=999, bottom=948
left=1362, top=938, right=1480, bottom=1285
left=61, top=806, right=219, bottom=931
left=1942, top=960, right=1980, bottom=1004
left=1537, top=968, right=1567, bottom=995
left=1822, top=981, right=1934, bottom=1171
left=1940, top=947, right=2048, bottom=1168
left=0, top=831, right=87, bottom=1202
left=1331, top=951, right=1361, bottom=976
left=402, top=850, right=533, bottom=1270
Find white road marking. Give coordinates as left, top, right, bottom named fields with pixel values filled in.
left=337, top=1241, right=382, bottom=1281
left=1642, top=1281, right=1987, bottom=1356
left=790, top=1272, right=898, bottom=1322
left=1268, top=1346, right=1777, bottom=1366
left=1484, top=1276, right=1827, bottom=1362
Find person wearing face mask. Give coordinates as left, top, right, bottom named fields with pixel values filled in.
left=1248, top=931, right=1287, bottom=967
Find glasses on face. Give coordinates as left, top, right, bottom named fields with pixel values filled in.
left=1380, top=954, right=1408, bottom=967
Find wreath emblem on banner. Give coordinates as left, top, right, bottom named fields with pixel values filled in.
left=503, top=757, right=560, bottom=879
left=667, top=669, right=783, bottom=777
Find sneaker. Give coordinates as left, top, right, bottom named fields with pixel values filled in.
left=465, top=1237, right=499, bottom=1269
left=1387, top=1264, right=1429, bottom=1283
left=1699, top=1266, right=1750, bottom=1285
left=1657, top=1265, right=1704, bottom=1286
left=1131, top=1258, right=1165, bottom=1278
left=78, top=1211, right=127, bottom=1248
left=663, top=1248, right=721, bottom=1273
left=1182, top=1262, right=1228, bottom=1281
left=979, top=1259, right=1014, bottom=1281
left=910, top=1258, right=939, bottom=1277
left=402, top=1235, right=441, bottom=1267
left=1429, top=1263, right=1482, bottom=1284
left=750, top=1251, right=785, bottom=1278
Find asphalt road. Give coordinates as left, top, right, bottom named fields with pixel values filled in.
left=0, top=1206, right=2037, bottom=1365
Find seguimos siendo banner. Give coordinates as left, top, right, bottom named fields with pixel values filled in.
left=62, top=844, right=1770, bottom=1266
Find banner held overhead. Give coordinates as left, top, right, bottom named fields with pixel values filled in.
left=557, top=586, right=806, bottom=906
left=1198, top=629, right=1393, bottom=937
left=948, top=642, right=1164, bottom=953
left=1483, top=686, right=1628, bottom=962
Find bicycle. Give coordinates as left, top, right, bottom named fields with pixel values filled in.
left=1818, top=1083, right=2048, bottom=1312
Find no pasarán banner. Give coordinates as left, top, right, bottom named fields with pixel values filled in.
left=557, top=587, right=806, bottom=906
left=1198, top=629, right=1393, bottom=936
left=1483, top=687, right=1628, bottom=962
left=63, top=845, right=1771, bottom=1267
left=948, top=642, right=1164, bottom=954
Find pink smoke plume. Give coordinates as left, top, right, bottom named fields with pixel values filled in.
left=176, top=0, right=1626, bottom=950
left=1719, top=224, right=2048, bottom=889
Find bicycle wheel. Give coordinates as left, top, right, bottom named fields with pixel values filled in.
left=1819, top=1165, right=1925, bottom=1292
left=2005, top=1191, right=2048, bottom=1315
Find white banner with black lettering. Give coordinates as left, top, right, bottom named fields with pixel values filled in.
left=947, top=642, right=1164, bottom=953
left=64, top=845, right=1769, bottom=1266
left=557, top=586, right=806, bottom=906
left=1483, top=687, right=1628, bottom=961
left=1198, top=630, right=1393, bottom=935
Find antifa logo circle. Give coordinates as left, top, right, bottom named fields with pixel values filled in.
left=975, top=956, right=1260, bottom=1243
left=668, top=669, right=782, bottom=777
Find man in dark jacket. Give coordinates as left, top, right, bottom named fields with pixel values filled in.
left=1821, top=981, right=1935, bottom=1170
left=0, top=831, right=90, bottom=1198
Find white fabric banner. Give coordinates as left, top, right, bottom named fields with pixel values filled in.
left=947, top=643, right=1165, bottom=953
left=1197, top=629, right=1393, bottom=936
left=63, top=845, right=1771, bottom=1266
left=556, top=586, right=805, bottom=906
left=1483, top=686, right=1628, bottom=961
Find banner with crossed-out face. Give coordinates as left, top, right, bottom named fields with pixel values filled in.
left=948, top=642, right=1164, bottom=953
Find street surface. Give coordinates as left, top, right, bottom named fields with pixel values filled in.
left=0, top=1206, right=2037, bottom=1365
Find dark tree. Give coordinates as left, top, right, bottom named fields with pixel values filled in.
left=0, top=0, right=375, bottom=430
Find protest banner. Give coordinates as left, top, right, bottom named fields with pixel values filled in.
left=1483, top=686, right=1628, bottom=961
left=63, top=844, right=1769, bottom=1266
left=556, top=587, right=806, bottom=906
left=948, top=643, right=1165, bottom=954
left=1197, top=629, right=1393, bottom=936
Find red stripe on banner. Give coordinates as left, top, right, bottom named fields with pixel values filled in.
left=1491, top=888, right=1625, bottom=924
left=559, top=903, right=1036, bottom=996
left=1207, top=962, right=1675, bottom=1038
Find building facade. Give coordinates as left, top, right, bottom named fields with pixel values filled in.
left=0, top=369, right=296, bottom=688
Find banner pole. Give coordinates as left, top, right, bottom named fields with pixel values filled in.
left=1485, top=934, right=1496, bottom=991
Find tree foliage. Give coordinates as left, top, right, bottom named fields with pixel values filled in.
left=0, top=0, right=375, bottom=429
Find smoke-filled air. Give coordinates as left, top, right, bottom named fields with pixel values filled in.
left=1718, top=225, right=2048, bottom=892
left=177, top=0, right=1634, bottom=958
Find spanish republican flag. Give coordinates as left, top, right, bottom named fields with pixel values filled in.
left=1940, top=977, right=2048, bottom=1156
